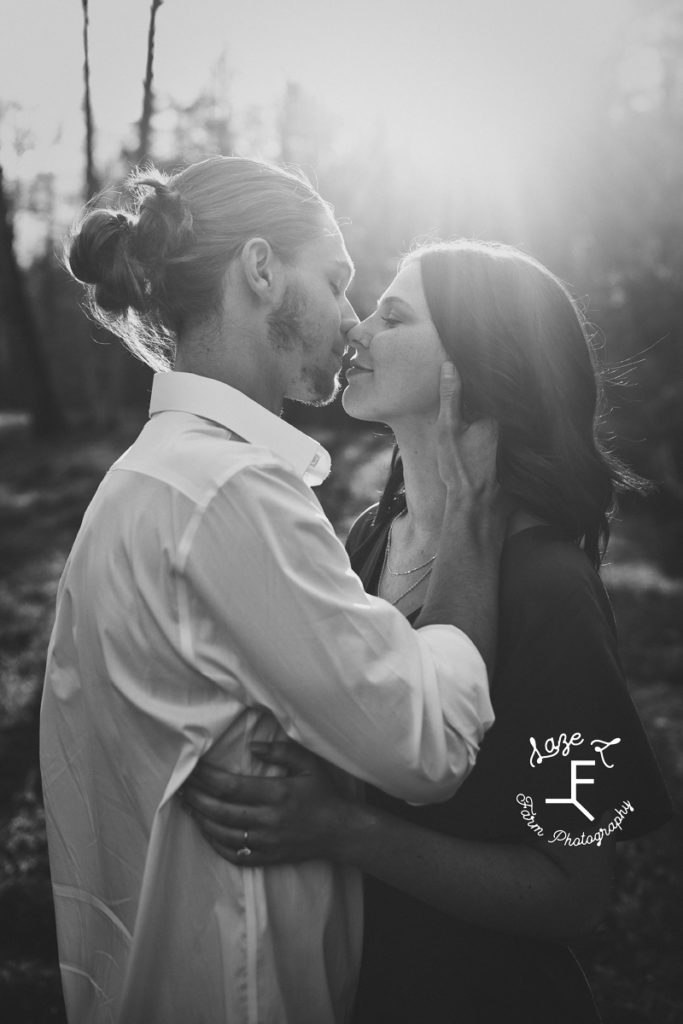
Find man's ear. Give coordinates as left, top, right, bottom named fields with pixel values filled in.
left=239, top=238, right=284, bottom=303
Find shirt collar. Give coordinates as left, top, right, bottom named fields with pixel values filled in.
left=149, top=371, right=331, bottom=487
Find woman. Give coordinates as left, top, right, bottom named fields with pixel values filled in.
left=183, top=240, right=672, bottom=1023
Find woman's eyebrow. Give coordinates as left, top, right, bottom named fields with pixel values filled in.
left=377, top=296, right=415, bottom=315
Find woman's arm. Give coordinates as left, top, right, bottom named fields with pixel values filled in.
left=331, top=796, right=614, bottom=942
left=417, top=363, right=504, bottom=673
left=181, top=741, right=614, bottom=943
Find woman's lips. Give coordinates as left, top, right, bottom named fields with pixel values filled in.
left=346, top=366, right=372, bottom=377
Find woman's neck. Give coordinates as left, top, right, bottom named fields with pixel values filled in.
left=390, top=417, right=548, bottom=543
left=376, top=418, right=446, bottom=613
left=391, top=419, right=447, bottom=540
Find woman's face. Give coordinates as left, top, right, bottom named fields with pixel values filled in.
left=342, top=260, right=448, bottom=427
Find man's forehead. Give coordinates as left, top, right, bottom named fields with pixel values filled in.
left=307, top=225, right=354, bottom=276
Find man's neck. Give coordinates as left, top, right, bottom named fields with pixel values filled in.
left=174, top=339, right=286, bottom=416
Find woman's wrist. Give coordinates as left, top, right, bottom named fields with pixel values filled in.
left=443, top=488, right=505, bottom=548
left=328, top=799, right=382, bottom=867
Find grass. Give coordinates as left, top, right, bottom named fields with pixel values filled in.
left=0, top=423, right=681, bottom=1024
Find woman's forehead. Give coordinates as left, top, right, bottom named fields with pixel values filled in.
left=381, top=261, right=430, bottom=315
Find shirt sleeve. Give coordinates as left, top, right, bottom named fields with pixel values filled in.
left=179, top=459, right=495, bottom=804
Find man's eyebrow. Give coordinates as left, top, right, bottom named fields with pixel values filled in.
left=377, top=295, right=414, bottom=315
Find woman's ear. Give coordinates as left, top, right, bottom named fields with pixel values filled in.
left=458, top=375, right=480, bottom=426
left=461, top=393, right=475, bottom=425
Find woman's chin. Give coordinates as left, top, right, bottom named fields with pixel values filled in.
left=341, top=388, right=376, bottom=422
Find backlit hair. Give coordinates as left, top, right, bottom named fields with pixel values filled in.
left=375, top=240, right=646, bottom=567
left=67, top=156, right=333, bottom=370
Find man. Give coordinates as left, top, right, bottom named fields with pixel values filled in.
left=41, top=156, right=501, bottom=1023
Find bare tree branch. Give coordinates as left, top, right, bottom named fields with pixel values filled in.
left=81, top=0, right=98, bottom=198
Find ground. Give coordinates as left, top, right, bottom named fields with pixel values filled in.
left=0, top=422, right=681, bottom=1024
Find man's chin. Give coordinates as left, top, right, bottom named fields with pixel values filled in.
left=286, top=373, right=341, bottom=408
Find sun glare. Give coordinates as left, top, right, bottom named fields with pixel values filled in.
left=1, top=0, right=633, bottom=259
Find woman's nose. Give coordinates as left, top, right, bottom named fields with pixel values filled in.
left=346, top=319, right=372, bottom=349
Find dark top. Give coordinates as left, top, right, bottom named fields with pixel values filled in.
left=346, top=503, right=672, bottom=1024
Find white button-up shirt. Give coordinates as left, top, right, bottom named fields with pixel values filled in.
left=40, top=371, right=494, bottom=1024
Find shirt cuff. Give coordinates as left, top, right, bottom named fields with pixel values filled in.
left=415, top=623, right=495, bottom=750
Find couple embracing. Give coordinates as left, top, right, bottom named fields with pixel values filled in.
left=40, top=156, right=670, bottom=1024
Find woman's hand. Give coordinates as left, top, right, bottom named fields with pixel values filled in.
left=417, top=362, right=505, bottom=670
left=436, top=361, right=500, bottom=503
left=180, top=741, right=354, bottom=867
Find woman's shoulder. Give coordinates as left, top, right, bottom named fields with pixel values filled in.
left=500, top=525, right=617, bottom=644
left=345, top=502, right=381, bottom=556
left=503, top=526, right=607, bottom=601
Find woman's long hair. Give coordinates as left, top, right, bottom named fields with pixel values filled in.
left=375, top=240, right=646, bottom=569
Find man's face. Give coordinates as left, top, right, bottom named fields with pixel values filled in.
left=272, top=214, right=358, bottom=406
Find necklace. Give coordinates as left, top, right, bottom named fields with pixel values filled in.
left=388, top=566, right=434, bottom=606
left=380, top=512, right=435, bottom=606
left=384, top=510, right=437, bottom=576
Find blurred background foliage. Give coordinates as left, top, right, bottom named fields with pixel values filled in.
left=0, top=0, right=682, bottom=1021
left=0, top=0, right=682, bottom=554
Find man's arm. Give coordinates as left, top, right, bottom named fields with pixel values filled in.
left=183, top=365, right=502, bottom=803
left=182, top=458, right=491, bottom=803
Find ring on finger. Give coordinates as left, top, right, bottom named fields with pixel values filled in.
left=236, top=829, right=252, bottom=858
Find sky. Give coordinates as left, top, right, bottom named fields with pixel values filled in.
left=0, top=0, right=647, bottom=257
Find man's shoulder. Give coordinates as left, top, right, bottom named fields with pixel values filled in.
left=114, top=417, right=300, bottom=505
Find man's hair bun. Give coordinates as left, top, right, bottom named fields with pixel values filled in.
left=68, top=209, right=146, bottom=314
left=134, top=178, right=195, bottom=264
left=67, top=175, right=195, bottom=320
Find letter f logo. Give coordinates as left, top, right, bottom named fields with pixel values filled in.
left=545, top=760, right=596, bottom=821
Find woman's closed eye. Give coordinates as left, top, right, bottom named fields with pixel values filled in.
left=381, top=315, right=400, bottom=328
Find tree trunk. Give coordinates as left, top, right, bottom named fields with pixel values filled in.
left=135, top=0, right=164, bottom=165
left=81, top=0, right=99, bottom=198
left=118, top=0, right=165, bottom=411
left=0, top=165, right=65, bottom=436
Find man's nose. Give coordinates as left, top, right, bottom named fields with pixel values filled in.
left=341, top=301, right=360, bottom=339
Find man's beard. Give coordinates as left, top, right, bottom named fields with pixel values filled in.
left=267, top=285, right=340, bottom=406
left=267, top=283, right=305, bottom=353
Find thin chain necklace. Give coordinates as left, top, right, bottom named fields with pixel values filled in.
left=380, top=511, right=434, bottom=606
left=384, top=509, right=437, bottom=576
